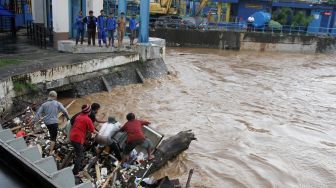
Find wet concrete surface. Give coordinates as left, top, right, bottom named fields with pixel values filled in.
left=0, top=36, right=136, bottom=81
left=62, top=48, right=336, bottom=187
left=0, top=162, right=30, bottom=188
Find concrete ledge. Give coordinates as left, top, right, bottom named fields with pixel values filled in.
left=58, top=40, right=135, bottom=54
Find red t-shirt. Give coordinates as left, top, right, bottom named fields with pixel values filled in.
left=121, top=119, right=150, bottom=143
left=70, top=113, right=95, bottom=144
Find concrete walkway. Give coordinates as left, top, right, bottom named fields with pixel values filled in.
left=0, top=36, right=136, bottom=81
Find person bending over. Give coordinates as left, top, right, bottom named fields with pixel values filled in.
left=121, top=113, right=154, bottom=163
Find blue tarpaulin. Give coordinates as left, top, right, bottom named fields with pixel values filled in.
left=0, top=5, right=14, bottom=16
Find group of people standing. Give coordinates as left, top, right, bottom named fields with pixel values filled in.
left=32, top=91, right=154, bottom=177
left=75, top=10, right=138, bottom=48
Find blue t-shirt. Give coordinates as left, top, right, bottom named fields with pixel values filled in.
left=97, top=15, right=106, bottom=29
left=129, top=18, right=137, bottom=31
left=76, top=15, right=84, bottom=30
left=107, top=17, right=116, bottom=30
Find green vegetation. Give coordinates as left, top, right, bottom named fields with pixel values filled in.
left=291, top=11, right=313, bottom=27
left=272, top=7, right=292, bottom=25
left=13, top=82, right=39, bottom=93
left=0, top=59, right=23, bottom=68
left=327, top=0, right=336, bottom=4
left=272, top=8, right=313, bottom=27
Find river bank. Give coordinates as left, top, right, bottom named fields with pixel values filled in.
left=62, top=48, right=336, bottom=187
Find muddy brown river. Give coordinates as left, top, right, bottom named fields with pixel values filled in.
left=65, top=48, right=336, bottom=187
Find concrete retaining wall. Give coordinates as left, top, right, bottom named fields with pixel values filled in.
left=0, top=38, right=167, bottom=114
left=150, top=28, right=336, bottom=53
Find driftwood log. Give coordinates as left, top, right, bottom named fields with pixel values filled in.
left=133, top=130, right=196, bottom=180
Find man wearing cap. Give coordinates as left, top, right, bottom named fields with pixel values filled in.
left=70, top=104, right=97, bottom=177
left=32, top=91, right=70, bottom=155
left=96, top=117, right=122, bottom=161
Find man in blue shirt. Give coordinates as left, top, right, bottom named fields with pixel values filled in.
left=97, top=9, right=107, bottom=47
left=107, top=13, right=117, bottom=47
left=129, top=14, right=137, bottom=45
left=75, top=11, right=84, bottom=45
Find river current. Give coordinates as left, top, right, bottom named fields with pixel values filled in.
left=65, top=48, right=336, bottom=187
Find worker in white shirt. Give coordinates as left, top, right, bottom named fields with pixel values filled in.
left=95, top=117, right=122, bottom=161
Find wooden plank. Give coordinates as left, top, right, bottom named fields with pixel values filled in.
left=102, top=76, right=112, bottom=92
left=135, top=68, right=145, bottom=83
left=185, top=169, right=194, bottom=188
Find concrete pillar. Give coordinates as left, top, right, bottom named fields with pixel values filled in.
left=217, top=1, right=222, bottom=23
left=86, top=0, right=103, bottom=16
left=225, top=3, right=231, bottom=22
left=31, top=0, right=46, bottom=24
left=139, top=0, right=150, bottom=43
left=118, top=0, right=126, bottom=15
left=52, top=0, right=70, bottom=48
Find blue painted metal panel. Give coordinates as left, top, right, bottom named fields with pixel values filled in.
left=139, top=0, right=149, bottom=43
left=71, top=0, right=81, bottom=38
left=118, top=0, right=126, bottom=15
left=308, top=10, right=321, bottom=33
left=272, top=2, right=312, bottom=9
left=237, top=0, right=270, bottom=21
left=331, top=11, right=336, bottom=36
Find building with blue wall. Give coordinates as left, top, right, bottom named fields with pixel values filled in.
left=0, top=0, right=32, bottom=27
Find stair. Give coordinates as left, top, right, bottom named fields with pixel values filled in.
left=0, top=128, right=93, bottom=188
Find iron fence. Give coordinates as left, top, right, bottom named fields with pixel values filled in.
left=0, top=15, right=16, bottom=40
left=26, top=20, right=53, bottom=48
left=150, top=17, right=336, bottom=37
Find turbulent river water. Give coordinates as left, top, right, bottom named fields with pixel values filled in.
left=65, top=48, right=336, bottom=187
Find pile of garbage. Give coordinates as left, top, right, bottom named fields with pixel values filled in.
left=1, top=105, right=192, bottom=188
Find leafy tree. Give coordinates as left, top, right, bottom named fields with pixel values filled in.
left=291, top=11, right=313, bottom=27
left=272, top=7, right=293, bottom=25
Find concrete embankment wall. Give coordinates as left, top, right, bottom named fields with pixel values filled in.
left=0, top=39, right=167, bottom=114
left=150, top=28, right=336, bottom=53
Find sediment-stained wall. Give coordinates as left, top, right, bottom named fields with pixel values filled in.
left=150, top=28, right=336, bottom=53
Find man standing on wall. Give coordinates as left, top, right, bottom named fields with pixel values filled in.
left=129, top=14, right=137, bottom=45
left=75, top=11, right=84, bottom=45
left=97, top=10, right=108, bottom=47
left=32, top=91, right=70, bottom=155
left=107, top=12, right=117, bottom=47
left=83, top=10, right=97, bottom=46
left=117, top=12, right=126, bottom=48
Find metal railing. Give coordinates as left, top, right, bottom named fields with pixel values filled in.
left=0, top=15, right=16, bottom=40
left=26, top=20, right=53, bottom=48
left=151, top=18, right=336, bottom=37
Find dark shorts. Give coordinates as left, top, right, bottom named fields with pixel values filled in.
left=46, top=123, right=58, bottom=141
left=123, top=138, right=153, bottom=155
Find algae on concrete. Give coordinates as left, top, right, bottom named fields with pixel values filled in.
left=0, top=59, right=23, bottom=68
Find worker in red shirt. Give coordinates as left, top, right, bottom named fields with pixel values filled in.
left=121, top=113, right=154, bottom=163
left=70, top=104, right=97, bottom=177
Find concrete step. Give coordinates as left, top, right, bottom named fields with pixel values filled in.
left=73, top=182, right=93, bottom=188
left=34, top=156, right=58, bottom=174
left=6, top=137, right=27, bottom=151
left=19, top=146, right=42, bottom=162
left=0, top=129, right=15, bottom=142
left=51, top=167, right=76, bottom=188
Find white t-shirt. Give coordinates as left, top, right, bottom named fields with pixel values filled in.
left=96, top=122, right=121, bottom=145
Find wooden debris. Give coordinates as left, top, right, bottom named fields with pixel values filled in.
left=185, top=169, right=194, bottom=188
